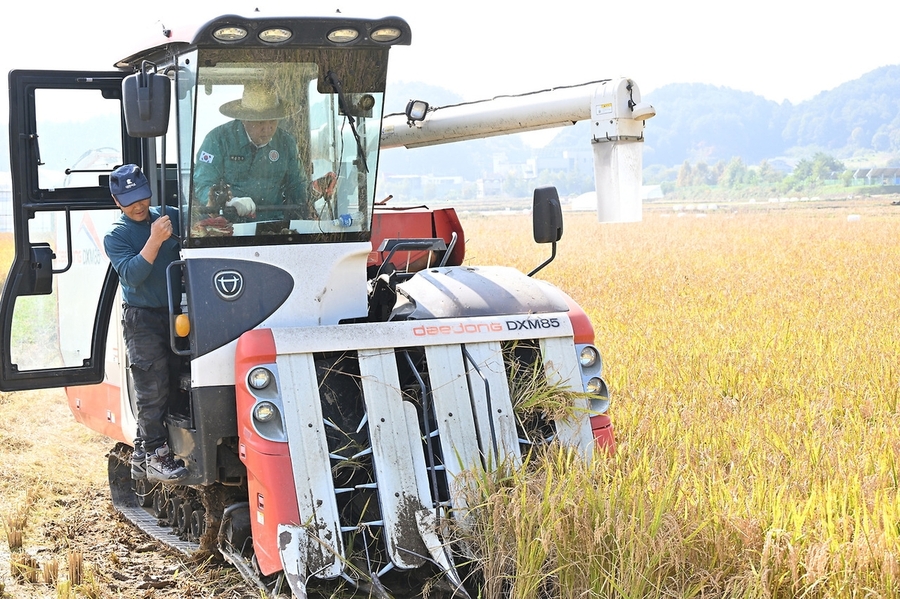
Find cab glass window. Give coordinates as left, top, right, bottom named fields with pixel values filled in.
left=34, top=89, right=123, bottom=191
left=186, top=48, right=387, bottom=247
left=176, top=50, right=199, bottom=241
left=8, top=209, right=119, bottom=371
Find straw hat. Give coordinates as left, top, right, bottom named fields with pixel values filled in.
left=220, top=85, right=288, bottom=121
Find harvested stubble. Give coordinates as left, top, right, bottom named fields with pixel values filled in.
left=5, top=528, right=22, bottom=552
left=10, top=553, right=40, bottom=584
left=42, top=559, right=58, bottom=585
left=4, top=510, right=27, bottom=551
left=458, top=207, right=900, bottom=598
left=67, top=551, right=83, bottom=586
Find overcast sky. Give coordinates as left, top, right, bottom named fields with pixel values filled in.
left=4, top=0, right=898, bottom=106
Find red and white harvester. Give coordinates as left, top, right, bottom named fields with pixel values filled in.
left=0, top=11, right=652, bottom=597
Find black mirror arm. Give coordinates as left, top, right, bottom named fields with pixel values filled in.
left=527, top=241, right=557, bottom=277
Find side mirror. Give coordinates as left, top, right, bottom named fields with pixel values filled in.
left=528, top=186, right=563, bottom=277
left=122, top=63, right=170, bottom=138
left=532, top=185, right=563, bottom=243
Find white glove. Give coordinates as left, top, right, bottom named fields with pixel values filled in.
left=226, top=196, right=256, bottom=217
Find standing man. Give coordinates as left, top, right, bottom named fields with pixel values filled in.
left=104, top=164, right=188, bottom=483
left=193, top=84, right=308, bottom=221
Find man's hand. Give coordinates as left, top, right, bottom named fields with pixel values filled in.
left=226, top=197, right=257, bottom=218
left=209, top=182, right=232, bottom=208
left=150, top=215, right=174, bottom=244
left=141, top=215, right=174, bottom=265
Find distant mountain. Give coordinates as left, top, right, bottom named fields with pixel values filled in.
left=637, top=84, right=792, bottom=166
left=638, top=64, right=900, bottom=167
left=781, top=65, right=900, bottom=152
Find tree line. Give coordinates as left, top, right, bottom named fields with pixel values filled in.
left=651, top=153, right=853, bottom=196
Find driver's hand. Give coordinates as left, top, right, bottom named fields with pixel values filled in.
left=226, top=196, right=257, bottom=218
left=208, top=183, right=232, bottom=208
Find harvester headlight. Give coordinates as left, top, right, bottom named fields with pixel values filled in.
left=327, top=28, right=360, bottom=43
left=259, top=27, right=292, bottom=43
left=213, top=26, right=249, bottom=41
left=253, top=401, right=278, bottom=423
left=579, top=346, right=600, bottom=368
left=405, top=99, right=429, bottom=123
left=586, top=377, right=606, bottom=396
left=370, top=26, right=402, bottom=42
left=248, top=367, right=272, bottom=390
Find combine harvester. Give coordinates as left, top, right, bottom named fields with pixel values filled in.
left=0, top=11, right=653, bottom=598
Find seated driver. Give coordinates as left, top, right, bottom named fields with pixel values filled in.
left=193, top=84, right=308, bottom=221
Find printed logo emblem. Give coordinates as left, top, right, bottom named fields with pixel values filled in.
left=214, top=270, right=244, bottom=301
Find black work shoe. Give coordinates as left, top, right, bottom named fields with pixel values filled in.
left=131, top=445, right=147, bottom=480
left=146, top=444, right=188, bottom=483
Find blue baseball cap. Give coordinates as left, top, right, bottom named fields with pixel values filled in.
left=109, top=164, right=151, bottom=206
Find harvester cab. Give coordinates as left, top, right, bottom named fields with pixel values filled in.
left=0, top=11, right=650, bottom=598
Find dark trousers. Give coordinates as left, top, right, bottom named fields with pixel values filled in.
left=123, top=306, right=176, bottom=454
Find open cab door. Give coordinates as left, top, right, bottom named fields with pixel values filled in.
left=0, top=70, right=141, bottom=391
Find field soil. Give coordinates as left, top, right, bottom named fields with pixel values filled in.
left=0, top=389, right=258, bottom=599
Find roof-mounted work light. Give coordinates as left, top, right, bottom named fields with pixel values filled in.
left=213, top=26, right=249, bottom=41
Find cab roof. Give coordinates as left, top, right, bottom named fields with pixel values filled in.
left=114, top=13, right=411, bottom=70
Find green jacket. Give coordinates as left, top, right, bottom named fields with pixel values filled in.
left=194, top=120, right=308, bottom=219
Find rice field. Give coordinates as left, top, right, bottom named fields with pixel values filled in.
left=455, top=201, right=900, bottom=598
left=2, top=202, right=898, bottom=597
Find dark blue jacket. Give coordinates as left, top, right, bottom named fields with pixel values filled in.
left=104, top=206, right=180, bottom=308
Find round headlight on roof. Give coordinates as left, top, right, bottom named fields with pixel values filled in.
left=213, top=26, right=249, bottom=41
left=370, top=26, right=402, bottom=42
left=259, top=27, right=292, bottom=43
left=328, top=28, right=360, bottom=43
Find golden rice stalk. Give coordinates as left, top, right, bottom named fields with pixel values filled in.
left=505, top=341, right=595, bottom=424
left=73, top=565, right=101, bottom=599
left=56, top=579, right=72, bottom=599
